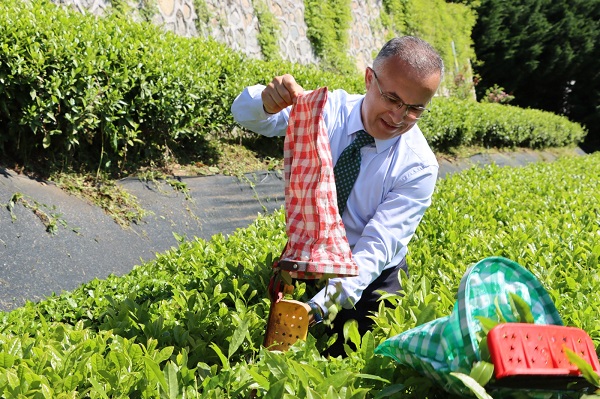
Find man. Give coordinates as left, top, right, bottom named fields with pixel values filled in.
left=231, top=36, right=444, bottom=357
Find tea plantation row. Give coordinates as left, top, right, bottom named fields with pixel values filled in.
left=0, top=153, right=598, bottom=398
left=0, top=0, right=587, bottom=176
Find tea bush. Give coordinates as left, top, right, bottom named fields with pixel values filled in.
left=1, top=152, right=599, bottom=397
left=421, top=97, right=587, bottom=149
left=0, top=0, right=363, bottom=173
left=0, top=0, right=587, bottom=177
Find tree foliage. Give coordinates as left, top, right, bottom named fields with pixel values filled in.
left=471, top=0, right=600, bottom=151
left=381, top=0, right=477, bottom=99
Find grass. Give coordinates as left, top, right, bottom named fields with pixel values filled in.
left=1, top=135, right=283, bottom=229
left=50, top=172, right=152, bottom=228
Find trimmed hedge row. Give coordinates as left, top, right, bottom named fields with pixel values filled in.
left=422, top=97, right=588, bottom=149
left=0, top=0, right=587, bottom=175
left=0, top=0, right=363, bottom=171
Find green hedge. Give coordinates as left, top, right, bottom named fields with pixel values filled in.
left=0, top=0, right=363, bottom=172
left=0, top=0, right=587, bottom=177
left=1, top=152, right=599, bottom=397
left=421, top=97, right=588, bottom=150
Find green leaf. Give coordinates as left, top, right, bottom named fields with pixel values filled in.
left=415, top=303, right=437, bottom=326
left=355, top=373, right=390, bottom=383
left=306, top=387, right=324, bottom=399
left=43, top=135, right=51, bottom=149
left=360, top=331, right=375, bottom=361
left=40, top=382, right=53, bottom=399
left=508, top=292, right=534, bottom=323
left=143, top=355, right=169, bottom=394
left=156, top=346, right=174, bottom=363
left=298, top=363, right=325, bottom=384
left=88, top=377, right=110, bottom=399
left=373, top=383, right=406, bottom=398
left=475, top=316, right=499, bottom=334
left=280, top=270, right=293, bottom=286
left=565, top=276, right=578, bottom=291
left=478, top=336, right=491, bottom=362
left=343, top=319, right=360, bottom=348
left=228, top=317, right=249, bottom=359
left=247, top=368, right=270, bottom=390
left=163, top=361, right=180, bottom=399
left=470, top=361, right=495, bottom=387
left=0, top=352, right=16, bottom=368
left=318, top=370, right=352, bottom=391
left=565, top=348, right=600, bottom=388
left=109, top=350, right=129, bottom=371
left=90, top=353, right=104, bottom=373
left=265, top=377, right=287, bottom=399
left=209, top=342, right=229, bottom=369
left=493, top=296, right=507, bottom=323
left=290, top=360, right=310, bottom=388
left=450, top=372, right=494, bottom=399
left=325, top=385, right=342, bottom=399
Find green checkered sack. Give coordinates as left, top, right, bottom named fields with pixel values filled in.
left=375, top=256, right=563, bottom=396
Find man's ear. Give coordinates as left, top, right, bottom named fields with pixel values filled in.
left=364, top=67, right=373, bottom=91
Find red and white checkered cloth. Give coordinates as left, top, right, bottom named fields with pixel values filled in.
left=278, top=87, right=359, bottom=279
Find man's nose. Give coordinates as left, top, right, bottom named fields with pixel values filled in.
left=388, top=105, right=409, bottom=124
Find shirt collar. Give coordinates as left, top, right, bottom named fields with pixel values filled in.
left=347, top=98, right=402, bottom=153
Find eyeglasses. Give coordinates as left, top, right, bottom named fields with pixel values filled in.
left=368, top=67, right=428, bottom=120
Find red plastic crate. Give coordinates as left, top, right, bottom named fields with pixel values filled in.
left=488, top=323, right=600, bottom=380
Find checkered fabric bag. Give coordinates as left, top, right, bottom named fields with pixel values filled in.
left=278, top=87, right=358, bottom=279
left=375, top=256, right=563, bottom=395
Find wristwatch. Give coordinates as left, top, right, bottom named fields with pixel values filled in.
left=307, top=301, right=324, bottom=326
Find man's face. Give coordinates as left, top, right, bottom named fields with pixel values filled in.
left=361, top=57, right=441, bottom=140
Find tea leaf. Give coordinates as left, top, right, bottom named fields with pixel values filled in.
left=565, top=348, right=600, bottom=388
left=475, top=316, right=499, bottom=334
left=415, top=303, right=437, bottom=326
left=493, top=296, right=507, bottom=323
left=343, top=319, right=360, bottom=348
left=450, top=372, right=494, bottom=399
left=88, top=377, right=109, bottom=399
left=470, top=361, right=494, bottom=387
left=508, top=293, right=534, bottom=323
left=265, top=377, right=287, bottom=399
left=143, top=355, right=169, bottom=394
left=0, top=352, right=16, bottom=368
left=163, top=361, right=180, bottom=399
left=210, top=342, right=230, bottom=370
left=228, top=317, right=249, bottom=359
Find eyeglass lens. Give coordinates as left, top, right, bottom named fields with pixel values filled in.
left=370, top=68, right=426, bottom=119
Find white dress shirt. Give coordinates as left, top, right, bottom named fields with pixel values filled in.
left=231, top=85, right=439, bottom=314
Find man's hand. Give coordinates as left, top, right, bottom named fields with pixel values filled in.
left=305, top=301, right=324, bottom=327
left=261, top=74, right=304, bottom=114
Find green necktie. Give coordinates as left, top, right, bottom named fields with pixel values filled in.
left=334, top=130, right=375, bottom=216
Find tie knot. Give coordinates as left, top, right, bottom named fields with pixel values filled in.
left=353, top=130, right=374, bottom=149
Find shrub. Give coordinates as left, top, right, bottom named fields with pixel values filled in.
left=0, top=0, right=587, bottom=178
left=421, top=97, right=587, bottom=150
left=1, top=152, right=599, bottom=397
left=0, top=0, right=364, bottom=175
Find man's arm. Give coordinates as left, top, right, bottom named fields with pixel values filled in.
left=230, top=75, right=304, bottom=137
left=310, top=164, right=439, bottom=317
